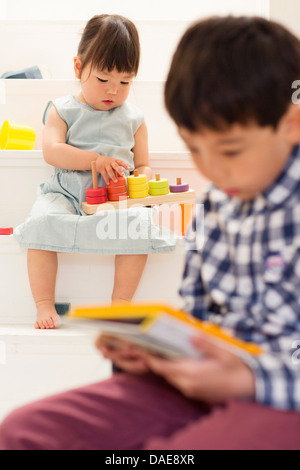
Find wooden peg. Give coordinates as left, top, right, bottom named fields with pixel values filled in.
left=91, top=161, right=98, bottom=189
left=155, top=174, right=161, bottom=181
left=134, top=170, right=139, bottom=177
left=86, top=161, right=108, bottom=204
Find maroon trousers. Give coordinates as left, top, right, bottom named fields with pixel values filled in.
left=0, top=373, right=299, bottom=450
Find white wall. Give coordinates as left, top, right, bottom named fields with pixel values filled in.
left=269, top=0, right=300, bottom=37
left=0, top=0, right=268, bottom=21
left=0, top=0, right=269, bottom=82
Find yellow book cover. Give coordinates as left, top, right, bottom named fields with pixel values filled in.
left=67, top=303, right=263, bottom=359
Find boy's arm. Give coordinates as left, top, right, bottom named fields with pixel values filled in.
left=132, top=121, right=152, bottom=180
left=178, top=214, right=209, bottom=319
left=179, top=257, right=300, bottom=409
left=245, top=339, right=300, bottom=410
left=231, top=245, right=300, bottom=410
left=180, top=223, right=300, bottom=410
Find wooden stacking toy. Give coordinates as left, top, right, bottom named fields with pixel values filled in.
left=169, top=177, right=189, bottom=193
left=82, top=170, right=196, bottom=215
left=127, top=170, right=148, bottom=199
left=149, top=174, right=169, bottom=196
left=86, top=161, right=107, bottom=205
left=107, top=173, right=128, bottom=201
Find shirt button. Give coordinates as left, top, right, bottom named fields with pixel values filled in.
left=220, top=306, right=228, bottom=315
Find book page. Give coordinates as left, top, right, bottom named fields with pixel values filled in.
left=145, top=314, right=203, bottom=358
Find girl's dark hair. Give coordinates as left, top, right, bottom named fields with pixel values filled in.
left=165, top=16, right=300, bottom=131
left=77, top=14, right=140, bottom=75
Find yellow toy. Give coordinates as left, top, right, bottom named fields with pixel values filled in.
left=0, top=120, right=36, bottom=150
left=127, top=170, right=148, bottom=199
left=149, top=174, right=169, bottom=196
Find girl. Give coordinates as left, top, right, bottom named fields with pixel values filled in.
left=14, top=15, right=175, bottom=329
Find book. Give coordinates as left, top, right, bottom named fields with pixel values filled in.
left=67, top=303, right=263, bottom=360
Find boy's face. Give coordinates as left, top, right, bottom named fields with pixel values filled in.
left=74, top=58, right=134, bottom=111
left=179, top=121, right=295, bottom=201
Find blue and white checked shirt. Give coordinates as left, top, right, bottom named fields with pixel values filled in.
left=180, top=143, right=300, bottom=410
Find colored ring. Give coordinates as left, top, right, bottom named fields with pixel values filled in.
left=108, top=193, right=129, bottom=202
left=169, top=183, right=190, bottom=193
left=86, top=195, right=108, bottom=204
left=149, top=187, right=170, bottom=196
left=127, top=183, right=148, bottom=192
left=107, top=176, right=127, bottom=188
left=127, top=174, right=147, bottom=186
left=107, top=185, right=128, bottom=194
left=128, top=189, right=149, bottom=199
left=86, top=187, right=107, bottom=197
left=149, top=178, right=169, bottom=189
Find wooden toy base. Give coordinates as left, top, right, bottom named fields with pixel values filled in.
left=82, top=189, right=196, bottom=214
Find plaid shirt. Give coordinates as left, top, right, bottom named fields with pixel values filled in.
left=180, top=144, right=300, bottom=410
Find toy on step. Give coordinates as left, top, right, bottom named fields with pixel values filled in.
left=0, top=120, right=36, bottom=150
left=127, top=170, right=148, bottom=199
left=169, top=177, right=190, bottom=193
left=0, top=227, right=13, bottom=235
left=86, top=161, right=107, bottom=204
left=149, top=174, right=169, bottom=196
left=81, top=171, right=196, bottom=214
left=107, top=173, right=128, bottom=201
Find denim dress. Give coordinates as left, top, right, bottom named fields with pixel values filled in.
left=14, top=95, right=176, bottom=254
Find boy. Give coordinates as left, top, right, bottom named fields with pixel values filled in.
left=0, top=16, right=299, bottom=450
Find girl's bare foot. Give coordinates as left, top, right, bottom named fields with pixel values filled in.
left=35, top=302, right=61, bottom=329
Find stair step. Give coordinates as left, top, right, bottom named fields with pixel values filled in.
left=0, top=324, right=112, bottom=421
left=0, top=236, right=187, bottom=325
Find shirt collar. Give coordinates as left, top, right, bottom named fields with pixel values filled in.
left=262, top=143, right=300, bottom=210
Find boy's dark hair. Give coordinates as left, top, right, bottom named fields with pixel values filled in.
left=77, top=14, right=140, bottom=76
left=165, top=16, right=300, bottom=131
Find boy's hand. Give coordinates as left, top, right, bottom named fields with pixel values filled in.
left=96, top=155, right=129, bottom=186
left=95, top=334, right=150, bottom=374
left=144, top=336, right=256, bottom=403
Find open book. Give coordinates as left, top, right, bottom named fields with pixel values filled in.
left=67, top=303, right=263, bottom=360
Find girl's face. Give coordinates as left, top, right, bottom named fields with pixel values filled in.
left=74, top=57, right=134, bottom=111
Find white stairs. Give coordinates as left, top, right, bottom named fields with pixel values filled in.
left=0, top=0, right=267, bottom=421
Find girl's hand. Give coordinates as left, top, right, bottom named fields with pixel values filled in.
left=95, top=334, right=150, bottom=374
left=144, top=336, right=256, bottom=403
left=96, top=155, right=130, bottom=186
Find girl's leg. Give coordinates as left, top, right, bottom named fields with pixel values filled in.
left=27, top=249, right=60, bottom=329
left=112, top=254, right=148, bottom=303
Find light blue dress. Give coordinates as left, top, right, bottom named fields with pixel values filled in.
left=14, top=95, right=177, bottom=254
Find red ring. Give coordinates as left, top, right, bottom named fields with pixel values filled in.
left=86, top=195, right=108, bottom=204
